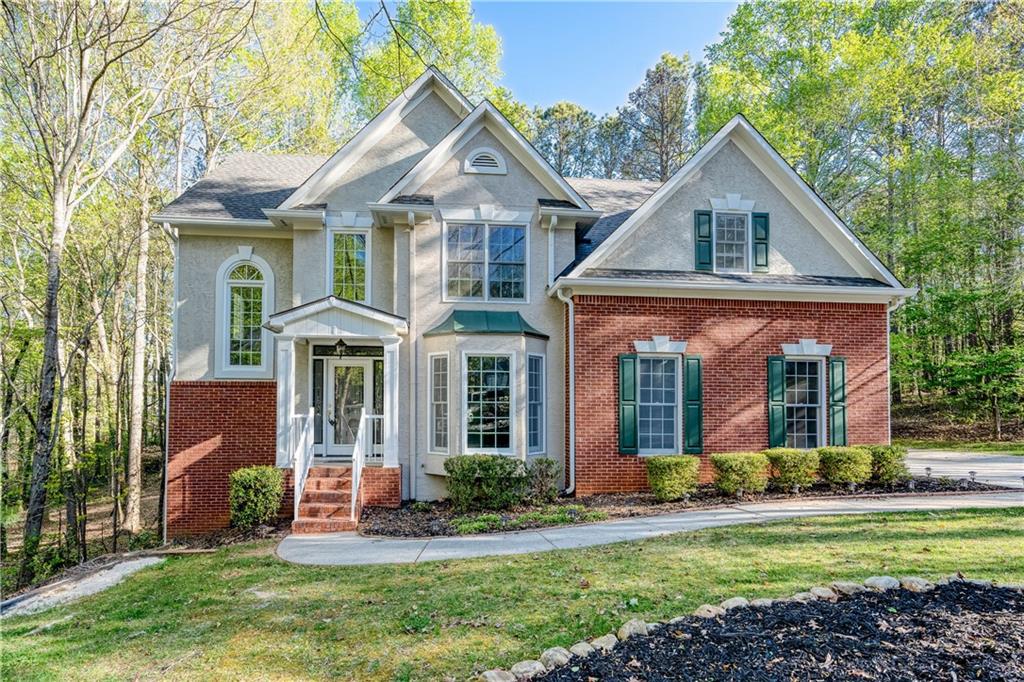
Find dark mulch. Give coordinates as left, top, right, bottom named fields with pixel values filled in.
left=359, top=477, right=1008, bottom=538
left=173, top=519, right=292, bottom=549
left=541, top=582, right=1024, bottom=681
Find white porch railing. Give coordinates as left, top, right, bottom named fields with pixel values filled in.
left=291, top=408, right=315, bottom=520
left=350, top=411, right=384, bottom=520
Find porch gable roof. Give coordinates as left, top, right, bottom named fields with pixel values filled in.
left=265, top=296, right=409, bottom=337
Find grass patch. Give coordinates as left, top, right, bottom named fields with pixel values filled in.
left=895, top=438, right=1024, bottom=455
left=2, top=508, right=1023, bottom=680
left=450, top=505, right=607, bottom=535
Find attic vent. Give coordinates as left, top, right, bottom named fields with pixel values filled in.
left=464, top=147, right=507, bottom=175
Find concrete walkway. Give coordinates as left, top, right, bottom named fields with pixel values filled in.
left=906, top=449, right=1023, bottom=488
left=276, top=491, right=1023, bottom=566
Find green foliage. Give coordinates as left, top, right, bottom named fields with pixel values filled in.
left=817, top=447, right=873, bottom=486
left=526, top=458, right=561, bottom=504
left=868, top=445, right=911, bottom=485
left=228, top=466, right=284, bottom=530
left=763, top=448, right=819, bottom=490
left=645, top=455, right=700, bottom=502
left=443, top=455, right=528, bottom=512
left=451, top=505, right=606, bottom=535
left=710, top=452, right=769, bottom=495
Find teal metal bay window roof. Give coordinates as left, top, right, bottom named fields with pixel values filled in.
left=424, top=310, right=549, bottom=339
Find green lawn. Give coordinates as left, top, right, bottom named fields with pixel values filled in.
left=3, top=508, right=1023, bottom=681
left=895, top=438, right=1024, bottom=455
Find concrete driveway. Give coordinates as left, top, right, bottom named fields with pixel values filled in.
left=907, top=449, right=1023, bottom=488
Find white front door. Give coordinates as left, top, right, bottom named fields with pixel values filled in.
left=324, top=358, right=373, bottom=458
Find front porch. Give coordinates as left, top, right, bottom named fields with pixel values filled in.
left=265, top=296, right=408, bottom=532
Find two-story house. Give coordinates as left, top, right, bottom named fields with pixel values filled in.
left=155, top=67, right=913, bottom=537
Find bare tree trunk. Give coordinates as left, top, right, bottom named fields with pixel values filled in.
left=57, top=340, right=80, bottom=562
left=19, top=193, right=70, bottom=587
left=125, top=213, right=151, bottom=533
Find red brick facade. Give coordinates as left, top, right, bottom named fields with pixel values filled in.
left=167, top=381, right=291, bottom=537
left=360, top=466, right=402, bottom=508
left=570, top=296, right=889, bottom=496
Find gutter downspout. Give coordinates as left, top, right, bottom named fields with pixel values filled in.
left=162, top=222, right=178, bottom=546
left=556, top=287, right=575, bottom=494
left=407, top=224, right=417, bottom=500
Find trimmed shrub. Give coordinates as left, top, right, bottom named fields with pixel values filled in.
left=444, top=454, right=528, bottom=512
left=710, top=452, right=769, bottom=495
left=763, top=448, right=819, bottom=490
left=229, top=465, right=284, bottom=530
left=817, top=447, right=872, bottom=486
left=868, top=445, right=910, bottom=484
left=527, top=457, right=561, bottom=504
left=645, top=455, right=700, bottom=502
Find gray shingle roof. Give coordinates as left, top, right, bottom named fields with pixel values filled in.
left=565, top=177, right=661, bottom=260
left=537, top=198, right=579, bottom=209
left=390, top=194, right=434, bottom=206
left=579, top=269, right=890, bottom=288
left=158, top=152, right=327, bottom=220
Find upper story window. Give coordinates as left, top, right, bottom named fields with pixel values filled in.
left=444, top=222, right=527, bottom=301
left=330, top=230, right=369, bottom=303
left=714, top=212, right=749, bottom=272
left=215, top=248, right=275, bottom=379
left=464, top=147, right=507, bottom=175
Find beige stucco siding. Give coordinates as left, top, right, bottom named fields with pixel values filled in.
left=598, top=141, right=858, bottom=276
left=320, top=91, right=461, bottom=210
left=175, top=235, right=292, bottom=381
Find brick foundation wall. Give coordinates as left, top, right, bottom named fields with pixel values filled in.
left=361, top=466, right=402, bottom=508
left=167, top=380, right=292, bottom=537
left=571, top=296, right=889, bottom=496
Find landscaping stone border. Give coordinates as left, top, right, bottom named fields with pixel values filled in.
left=478, top=574, right=1024, bottom=681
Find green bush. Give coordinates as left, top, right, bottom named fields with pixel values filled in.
left=228, top=465, right=284, bottom=530
left=444, top=455, right=528, bottom=512
left=527, top=457, right=561, bottom=503
left=817, top=447, right=873, bottom=486
left=645, top=456, right=700, bottom=502
left=763, top=448, right=819, bottom=490
left=710, top=452, right=769, bottom=495
left=868, top=445, right=910, bottom=484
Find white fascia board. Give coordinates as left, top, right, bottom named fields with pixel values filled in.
left=538, top=206, right=603, bottom=225
left=550, top=276, right=917, bottom=304
left=378, top=102, right=592, bottom=210
left=280, top=68, right=472, bottom=210
left=265, top=296, right=409, bottom=334
left=150, top=214, right=276, bottom=228
left=262, top=208, right=325, bottom=230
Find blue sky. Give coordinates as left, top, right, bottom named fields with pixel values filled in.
left=473, top=2, right=738, bottom=115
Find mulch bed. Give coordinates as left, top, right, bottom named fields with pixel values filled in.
left=359, top=477, right=1008, bottom=538
left=541, top=582, right=1024, bottom=681
left=173, top=519, right=292, bottom=549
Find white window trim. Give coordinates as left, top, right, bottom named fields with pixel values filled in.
left=711, top=209, right=753, bottom=274
left=214, top=247, right=275, bottom=379
left=428, top=351, right=450, bottom=454
left=636, top=353, right=683, bottom=456
left=461, top=351, right=517, bottom=456
left=464, top=146, right=507, bottom=175
left=441, top=220, right=530, bottom=304
left=325, top=227, right=372, bottom=305
left=782, top=355, right=828, bottom=449
left=527, top=353, right=546, bottom=455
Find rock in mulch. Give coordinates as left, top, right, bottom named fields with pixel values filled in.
left=538, top=582, right=1024, bottom=681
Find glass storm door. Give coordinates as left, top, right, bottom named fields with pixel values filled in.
left=324, top=359, right=372, bottom=458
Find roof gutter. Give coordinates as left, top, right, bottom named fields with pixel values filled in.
left=150, top=214, right=276, bottom=229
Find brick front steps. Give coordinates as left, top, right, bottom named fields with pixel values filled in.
left=292, top=466, right=358, bottom=533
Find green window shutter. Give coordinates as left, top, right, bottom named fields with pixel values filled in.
left=767, top=355, right=786, bottom=448
left=829, top=357, right=847, bottom=446
left=694, top=210, right=713, bottom=271
left=618, top=354, right=638, bottom=454
left=683, top=355, right=703, bottom=454
left=752, top=212, right=769, bottom=272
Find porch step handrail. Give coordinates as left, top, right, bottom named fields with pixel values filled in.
left=350, top=409, right=368, bottom=521
left=292, top=408, right=315, bottom=520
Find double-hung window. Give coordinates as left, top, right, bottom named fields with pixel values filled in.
left=445, top=223, right=526, bottom=301
left=527, top=355, right=545, bottom=454
left=330, top=230, right=369, bottom=302
left=638, top=356, right=679, bottom=454
left=429, top=353, right=449, bottom=452
left=465, top=354, right=512, bottom=451
left=226, top=263, right=265, bottom=367
left=714, top=212, right=749, bottom=272
left=785, top=359, right=823, bottom=449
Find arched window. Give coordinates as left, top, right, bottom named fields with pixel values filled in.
left=464, top=147, right=507, bottom=175
left=215, top=248, right=275, bottom=378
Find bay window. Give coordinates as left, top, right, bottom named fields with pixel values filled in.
left=527, top=354, right=545, bottom=454
left=464, top=354, right=512, bottom=451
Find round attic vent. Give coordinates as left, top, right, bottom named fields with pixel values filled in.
left=465, top=147, right=507, bottom=174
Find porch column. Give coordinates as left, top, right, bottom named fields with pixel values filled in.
left=382, top=335, right=402, bottom=468
left=275, top=335, right=296, bottom=467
